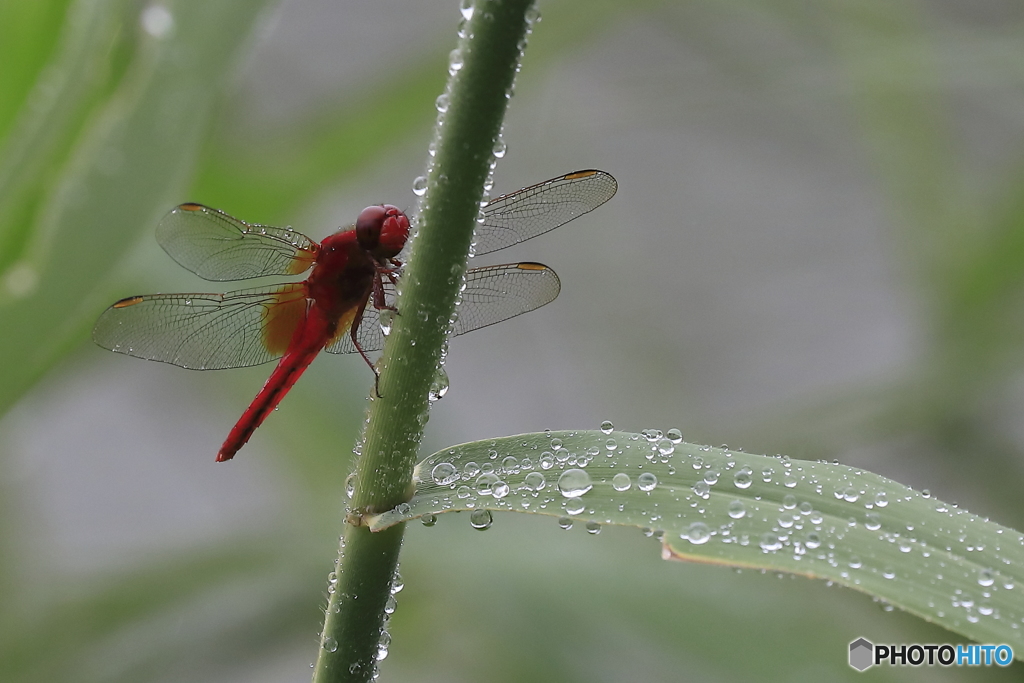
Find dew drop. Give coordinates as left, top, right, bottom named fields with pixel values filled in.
left=435, top=93, right=449, bottom=113
left=684, top=522, right=711, bottom=545
left=637, top=472, right=657, bottom=492
left=459, top=0, right=474, bottom=20
left=666, top=428, right=683, bottom=443
left=492, top=138, right=507, bottom=158
left=421, top=513, right=437, bottom=527
left=412, top=175, right=428, bottom=196
left=874, top=491, right=888, bottom=508
left=733, top=467, right=752, bottom=489
left=563, top=497, right=585, bottom=515
left=448, top=48, right=464, bottom=74
left=600, top=420, right=614, bottom=434
left=759, top=533, right=782, bottom=552
left=475, top=473, right=498, bottom=495
left=323, top=637, right=338, bottom=653
left=524, top=471, right=546, bottom=491
left=492, top=481, right=510, bottom=499
left=378, top=308, right=395, bottom=336
left=431, top=462, right=458, bottom=486
left=728, top=500, right=746, bottom=519
left=978, top=568, right=995, bottom=587
left=557, top=468, right=593, bottom=497
left=558, top=517, right=573, bottom=530
left=611, top=472, right=631, bottom=491
left=585, top=521, right=602, bottom=535
left=469, top=509, right=492, bottom=530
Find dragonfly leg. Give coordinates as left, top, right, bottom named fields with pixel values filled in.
left=349, top=294, right=382, bottom=396
left=371, top=268, right=399, bottom=313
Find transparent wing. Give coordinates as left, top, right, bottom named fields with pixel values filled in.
left=474, top=170, right=617, bottom=256
left=157, top=203, right=319, bottom=281
left=92, top=284, right=308, bottom=369
left=324, top=263, right=560, bottom=355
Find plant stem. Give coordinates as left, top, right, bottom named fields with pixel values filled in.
left=312, top=2, right=537, bottom=681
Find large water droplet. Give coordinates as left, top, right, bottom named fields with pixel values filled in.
left=557, top=468, right=592, bottom=497
left=759, top=533, right=782, bottom=552
left=475, top=473, right=499, bottom=495
left=435, top=93, right=449, bottom=113
left=431, top=462, right=458, bottom=486
left=412, top=176, right=427, bottom=196
left=585, top=521, right=601, bottom=535
left=684, top=522, right=711, bottom=544
left=524, top=471, right=545, bottom=491
left=564, top=497, right=585, bottom=515
left=323, top=637, right=338, bottom=652
left=978, top=568, right=995, bottom=587
left=448, top=48, right=464, bottom=74
left=469, top=509, right=492, bottom=530
left=600, top=420, right=614, bottom=434
left=611, top=472, right=631, bottom=491
left=728, top=500, right=746, bottom=519
left=733, top=467, right=752, bottom=489
left=428, top=368, right=449, bottom=402
left=637, top=472, right=657, bottom=492
left=378, top=308, right=395, bottom=336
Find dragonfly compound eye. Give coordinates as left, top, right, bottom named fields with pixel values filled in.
left=356, top=205, right=388, bottom=251
left=376, top=206, right=410, bottom=258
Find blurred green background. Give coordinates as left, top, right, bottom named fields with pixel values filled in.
left=2, top=0, right=1023, bottom=680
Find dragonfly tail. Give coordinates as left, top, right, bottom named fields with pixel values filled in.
left=216, top=347, right=319, bottom=461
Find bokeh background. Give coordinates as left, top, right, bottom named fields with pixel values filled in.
left=2, top=0, right=1024, bottom=680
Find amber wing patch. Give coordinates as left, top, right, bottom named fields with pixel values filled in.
left=263, top=285, right=309, bottom=356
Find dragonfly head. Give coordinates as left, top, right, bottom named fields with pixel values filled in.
left=356, top=204, right=410, bottom=259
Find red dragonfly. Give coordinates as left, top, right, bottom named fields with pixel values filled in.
left=93, top=170, right=617, bottom=461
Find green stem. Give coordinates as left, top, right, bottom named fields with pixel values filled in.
left=312, top=2, right=537, bottom=681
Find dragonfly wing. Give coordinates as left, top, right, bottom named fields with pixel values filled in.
left=475, top=170, right=617, bottom=256
left=452, top=263, right=560, bottom=336
left=324, top=263, right=559, bottom=356
left=92, top=283, right=308, bottom=369
left=157, top=203, right=319, bottom=281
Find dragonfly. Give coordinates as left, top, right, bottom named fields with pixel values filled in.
left=93, top=169, right=617, bottom=461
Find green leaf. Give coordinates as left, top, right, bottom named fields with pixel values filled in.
left=370, top=430, right=1024, bottom=653
left=0, top=0, right=273, bottom=417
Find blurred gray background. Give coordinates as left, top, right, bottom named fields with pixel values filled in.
left=3, top=0, right=1023, bottom=680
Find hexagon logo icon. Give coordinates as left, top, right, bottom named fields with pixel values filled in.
left=849, top=638, right=874, bottom=671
